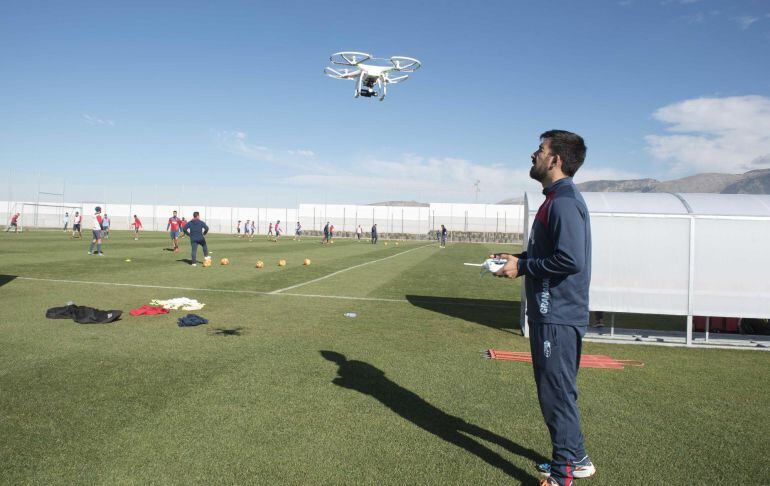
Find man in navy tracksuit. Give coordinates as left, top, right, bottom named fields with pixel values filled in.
left=494, top=130, right=594, bottom=486
left=183, top=211, right=210, bottom=266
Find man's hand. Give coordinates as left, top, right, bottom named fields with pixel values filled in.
left=490, top=252, right=513, bottom=260
left=494, top=255, right=520, bottom=279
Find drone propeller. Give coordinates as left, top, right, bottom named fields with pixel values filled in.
left=330, top=51, right=372, bottom=66
left=324, top=66, right=360, bottom=80
left=385, top=74, right=409, bottom=84
left=390, top=56, right=421, bottom=72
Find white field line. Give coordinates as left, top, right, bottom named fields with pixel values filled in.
left=12, top=275, right=515, bottom=309
left=16, top=276, right=271, bottom=295
left=267, top=243, right=434, bottom=294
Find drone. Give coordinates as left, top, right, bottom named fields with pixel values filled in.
left=324, top=52, right=421, bottom=101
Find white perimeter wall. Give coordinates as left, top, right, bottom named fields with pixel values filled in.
left=2, top=201, right=525, bottom=235
left=298, top=203, right=524, bottom=234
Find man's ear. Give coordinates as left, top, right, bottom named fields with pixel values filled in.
left=552, top=154, right=563, bottom=170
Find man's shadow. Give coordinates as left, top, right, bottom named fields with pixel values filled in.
left=320, top=351, right=546, bottom=483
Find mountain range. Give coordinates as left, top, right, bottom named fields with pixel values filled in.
left=575, top=168, right=770, bottom=194
left=497, top=169, right=770, bottom=204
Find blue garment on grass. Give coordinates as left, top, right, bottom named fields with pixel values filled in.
left=178, top=314, right=209, bottom=327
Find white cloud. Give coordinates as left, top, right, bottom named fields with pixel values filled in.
left=681, top=11, right=706, bottom=24
left=218, top=131, right=637, bottom=203
left=217, top=130, right=275, bottom=162
left=217, top=130, right=332, bottom=173
left=283, top=154, right=563, bottom=202
left=82, top=114, right=114, bottom=127
left=288, top=149, right=315, bottom=157
left=645, top=95, right=770, bottom=175
left=732, top=15, right=760, bottom=29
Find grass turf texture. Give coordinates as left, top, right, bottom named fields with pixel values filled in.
left=0, top=230, right=768, bottom=484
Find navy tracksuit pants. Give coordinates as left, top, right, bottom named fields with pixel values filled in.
left=190, top=239, right=208, bottom=264
left=529, top=321, right=587, bottom=485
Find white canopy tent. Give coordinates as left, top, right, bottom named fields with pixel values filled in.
left=521, top=192, right=770, bottom=346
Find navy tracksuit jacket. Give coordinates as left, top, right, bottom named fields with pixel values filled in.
left=516, top=177, right=591, bottom=485
left=184, top=218, right=210, bottom=263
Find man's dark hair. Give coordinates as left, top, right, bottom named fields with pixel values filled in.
left=193, top=211, right=200, bottom=218
left=540, top=130, right=587, bottom=177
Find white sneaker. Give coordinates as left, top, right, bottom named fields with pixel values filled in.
left=537, top=457, right=596, bottom=478
left=191, top=263, right=197, bottom=267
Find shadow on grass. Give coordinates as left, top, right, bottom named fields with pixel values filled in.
left=0, top=274, right=17, bottom=288
left=209, top=327, right=244, bottom=336
left=321, top=351, right=545, bottom=483
left=176, top=258, right=194, bottom=264
left=406, top=295, right=522, bottom=333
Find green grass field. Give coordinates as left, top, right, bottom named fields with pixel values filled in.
left=1, top=230, right=768, bottom=484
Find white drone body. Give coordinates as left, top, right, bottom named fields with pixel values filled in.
left=324, top=52, right=421, bottom=101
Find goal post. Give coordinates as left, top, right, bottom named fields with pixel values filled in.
left=12, top=202, right=84, bottom=231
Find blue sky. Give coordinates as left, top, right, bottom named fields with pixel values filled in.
left=1, top=0, right=769, bottom=206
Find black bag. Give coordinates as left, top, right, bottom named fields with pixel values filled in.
left=46, top=305, right=122, bottom=324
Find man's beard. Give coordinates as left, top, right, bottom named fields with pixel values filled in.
left=530, top=163, right=548, bottom=182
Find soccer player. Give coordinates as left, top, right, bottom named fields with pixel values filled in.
left=102, top=214, right=111, bottom=239
left=268, top=222, right=273, bottom=237
left=440, top=224, right=447, bottom=248
left=355, top=225, right=362, bottom=241
left=88, top=206, right=105, bottom=256
left=180, top=217, right=187, bottom=238
left=63, top=212, right=69, bottom=232
left=322, top=221, right=330, bottom=244
left=294, top=221, right=302, bottom=241
left=184, top=211, right=210, bottom=266
left=132, top=214, right=142, bottom=240
left=5, top=213, right=20, bottom=233
left=243, top=220, right=250, bottom=239
left=492, top=130, right=594, bottom=486
left=329, top=223, right=334, bottom=243
left=236, top=220, right=242, bottom=237
left=72, top=211, right=82, bottom=238
left=274, top=220, right=282, bottom=241
left=250, top=220, right=256, bottom=238
left=167, top=210, right=182, bottom=252
left=370, top=223, right=378, bottom=244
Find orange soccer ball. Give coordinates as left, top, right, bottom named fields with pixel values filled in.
left=278, top=259, right=286, bottom=267
left=255, top=260, right=264, bottom=269
left=202, top=259, right=212, bottom=267
left=303, top=258, right=311, bottom=266
left=220, top=258, right=230, bottom=266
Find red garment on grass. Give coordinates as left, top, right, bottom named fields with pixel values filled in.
left=129, top=305, right=170, bottom=316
